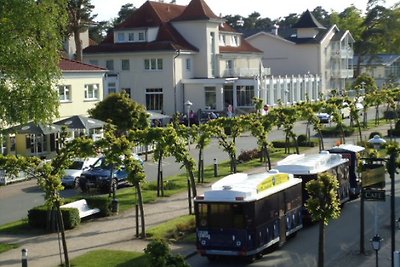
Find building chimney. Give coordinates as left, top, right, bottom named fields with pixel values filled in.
left=272, top=24, right=279, bottom=35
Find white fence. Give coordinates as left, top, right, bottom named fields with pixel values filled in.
left=0, top=170, right=29, bottom=185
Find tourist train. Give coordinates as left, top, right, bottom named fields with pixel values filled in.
left=194, top=145, right=364, bottom=261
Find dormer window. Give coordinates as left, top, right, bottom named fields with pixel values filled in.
left=117, top=33, right=125, bottom=42
left=219, top=34, right=226, bottom=46
left=128, top=33, right=134, bottom=42
left=138, top=31, right=145, bottom=41
left=231, top=35, right=240, bottom=47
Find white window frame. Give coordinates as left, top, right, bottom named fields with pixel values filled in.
left=145, top=88, right=163, bottom=111
left=107, top=82, right=117, bottom=95
left=128, top=32, right=134, bottom=42
left=144, top=58, right=163, bottom=70
left=106, top=60, right=114, bottom=70
left=186, top=58, right=191, bottom=71
left=138, top=31, right=145, bottom=41
left=121, top=59, right=130, bottom=71
left=58, top=85, right=71, bottom=102
left=117, top=32, right=125, bottom=42
left=84, top=84, right=99, bottom=100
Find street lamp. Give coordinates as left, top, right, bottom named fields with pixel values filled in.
left=368, top=134, right=397, bottom=267
left=184, top=100, right=193, bottom=150
left=184, top=100, right=193, bottom=127
left=370, top=234, right=382, bottom=267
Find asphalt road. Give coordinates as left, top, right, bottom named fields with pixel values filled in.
left=0, top=107, right=383, bottom=226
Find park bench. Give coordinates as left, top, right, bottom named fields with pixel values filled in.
left=60, top=199, right=100, bottom=219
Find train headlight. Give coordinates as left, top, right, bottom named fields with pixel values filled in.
left=201, top=240, right=206, bottom=246
left=236, top=240, right=241, bottom=247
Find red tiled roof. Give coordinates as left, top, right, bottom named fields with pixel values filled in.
left=219, top=22, right=236, bottom=33
left=173, top=0, right=220, bottom=21
left=219, top=39, right=262, bottom=54
left=84, top=0, right=259, bottom=55
left=59, top=58, right=107, bottom=72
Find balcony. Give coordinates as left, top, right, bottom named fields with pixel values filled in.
left=331, top=48, right=354, bottom=59
left=222, top=68, right=260, bottom=78
left=331, top=69, right=354, bottom=79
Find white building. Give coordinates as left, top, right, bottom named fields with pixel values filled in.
left=246, top=10, right=354, bottom=97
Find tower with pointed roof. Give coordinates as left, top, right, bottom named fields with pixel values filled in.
left=83, top=0, right=263, bottom=115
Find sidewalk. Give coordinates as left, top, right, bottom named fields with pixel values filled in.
left=0, top=122, right=395, bottom=267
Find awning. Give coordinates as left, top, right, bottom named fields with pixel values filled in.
left=54, top=115, right=105, bottom=130
left=3, top=122, right=61, bottom=135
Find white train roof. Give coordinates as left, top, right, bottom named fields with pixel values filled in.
left=329, top=144, right=365, bottom=153
left=274, top=151, right=349, bottom=175
left=197, top=170, right=301, bottom=202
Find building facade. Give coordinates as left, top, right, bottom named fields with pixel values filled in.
left=83, top=0, right=267, bottom=115
left=246, top=10, right=354, bottom=97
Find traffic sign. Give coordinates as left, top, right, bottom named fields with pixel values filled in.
left=363, top=189, right=386, bottom=201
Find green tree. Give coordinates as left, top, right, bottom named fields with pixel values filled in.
left=209, top=116, right=246, bottom=173
left=67, top=0, right=95, bottom=61
left=112, top=3, right=136, bottom=26
left=192, top=123, right=216, bottom=183
left=144, top=239, right=190, bottom=267
left=0, top=0, right=68, bottom=125
left=305, top=173, right=341, bottom=267
left=89, top=92, right=149, bottom=134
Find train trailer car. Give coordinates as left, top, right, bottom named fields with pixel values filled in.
left=194, top=170, right=303, bottom=261
left=274, top=151, right=351, bottom=222
left=328, top=144, right=365, bottom=199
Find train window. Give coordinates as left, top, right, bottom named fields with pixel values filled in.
left=204, top=203, right=245, bottom=228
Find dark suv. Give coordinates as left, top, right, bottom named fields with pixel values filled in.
left=79, top=155, right=143, bottom=193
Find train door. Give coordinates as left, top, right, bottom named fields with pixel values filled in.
left=278, top=191, right=286, bottom=246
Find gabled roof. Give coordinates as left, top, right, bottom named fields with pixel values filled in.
left=59, top=58, right=107, bottom=72
left=84, top=1, right=199, bottom=54
left=84, top=0, right=258, bottom=55
left=173, top=0, right=220, bottom=21
left=292, top=10, right=326, bottom=29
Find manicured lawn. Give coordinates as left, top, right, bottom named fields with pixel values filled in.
left=70, top=250, right=149, bottom=267
left=0, top=243, right=18, bottom=253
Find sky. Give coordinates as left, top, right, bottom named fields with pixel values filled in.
left=91, top=0, right=399, bottom=22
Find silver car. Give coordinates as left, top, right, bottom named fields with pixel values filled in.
left=61, top=157, right=99, bottom=189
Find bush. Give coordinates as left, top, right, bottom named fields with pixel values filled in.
left=28, top=205, right=80, bottom=230
left=272, top=140, right=296, bottom=148
left=85, top=196, right=112, bottom=217
left=297, top=134, right=307, bottom=144
left=144, top=239, right=189, bottom=267
left=320, top=125, right=354, bottom=137
left=238, top=148, right=260, bottom=162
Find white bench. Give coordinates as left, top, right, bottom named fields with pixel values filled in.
left=61, top=199, right=100, bottom=218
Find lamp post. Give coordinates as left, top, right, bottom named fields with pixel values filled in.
left=184, top=100, right=192, bottom=150
left=370, top=234, right=382, bottom=267
left=368, top=135, right=397, bottom=267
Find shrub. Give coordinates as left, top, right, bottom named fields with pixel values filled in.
left=28, top=205, right=80, bottom=230
left=320, top=125, right=354, bottom=137
left=238, top=149, right=260, bottom=162
left=297, top=134, right=308, bottom=145
left=144, top=239, right=190, bottom=267
left=272, top=140, right=295, bottom=148
left=85, top=196, right=112, bottom=217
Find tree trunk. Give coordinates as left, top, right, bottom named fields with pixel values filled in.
left=317, top=129, right=325, bottom=151
left=318, top=220, right=325, bottom=267
left=73, top=28, right=82, bottom=61
left=157, top=150, right=163, bottom=197
left=197, top=148, right=204, bottom=183
left=136, top=183, right=146, bottom=239
left=56, top=203, right=70, bottom=267
left=375, top=105, right=380, bottom=125
left=265, top=145, right=272, bottom=170
left=184, top=160, right=197, bottom=197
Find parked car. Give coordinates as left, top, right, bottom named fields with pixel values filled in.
left=79, top=154, right=143, bottom=193
left=61, top=157, right=99, bottom=189
left=317, top=109, right=333, bottom=123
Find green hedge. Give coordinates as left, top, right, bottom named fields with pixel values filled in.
left=28, top=197, right=111, bottom=230
left=320, top=125, right=354, bottom=137
left=28, top=205, right=80, bottom=230
left=85, top=196, right=112, bottom=217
